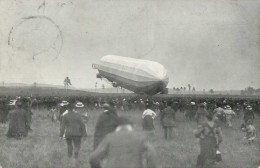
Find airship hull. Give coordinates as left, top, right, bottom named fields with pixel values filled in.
left=93, top=55, right=169, bottom=95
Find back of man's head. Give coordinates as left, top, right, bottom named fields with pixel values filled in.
left=66, top=102, right=73, bottom=111
left=15, top=101, right=22, bottom=108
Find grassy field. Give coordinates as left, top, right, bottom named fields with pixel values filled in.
left=0, top=108, right=259, bottom=168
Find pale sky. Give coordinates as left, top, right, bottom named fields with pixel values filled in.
left=0, top=0, right=259, bottom=91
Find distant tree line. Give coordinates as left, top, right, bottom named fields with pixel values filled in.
left=241, top=86, right=260, bottom=95
left=173, top=84, right=196, bottom=92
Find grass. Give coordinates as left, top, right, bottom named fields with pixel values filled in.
left=0, top=108, right=259, bottom=168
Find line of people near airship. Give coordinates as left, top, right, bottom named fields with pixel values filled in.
left=0, top=95, right=258, bottom=168
left=1, top=95, right=260, bottom=113
left=0, top=96, right=258, bottom=142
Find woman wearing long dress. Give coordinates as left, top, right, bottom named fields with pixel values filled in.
left=194, top=113, right=223, bottom=168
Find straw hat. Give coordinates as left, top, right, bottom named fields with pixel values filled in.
left=60, top=100, right=69, bottom=106
left=102, top=103, right=110, bottom=109
left=246, top=105, right=252, bottom=110
left=75, top=102, right=84, bottom=108
left=225, top=105, right=231, bottom=110
left=9, top=99, right=17, bottom=106
left=190, top=102, right=196, bottom=105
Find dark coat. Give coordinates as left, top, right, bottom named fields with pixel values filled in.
left=142, top=115, right=154, bottom=131
left=186, top=105, right=197, bottom=119
left=161, top=106, right=175, bottom=127
left=195, top=121, right=222, bottom=168
left=244, top=110, right=255, bottom=123
left=93, top=109, right=119, bottom=149
left=196, top=108, right=209, bottom=125
left=58, top=106, right=67, bottom=121
left=0, top=99, right=8, bottom=123
left=90, top=129, right=158, bottom=168
left=23, top=106, right=33, bottom=129
left=60, top=111, right=87, bottom=137
left=7, top=108, right=30, bottom=138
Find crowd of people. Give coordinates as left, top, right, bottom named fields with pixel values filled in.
left=0, top=95, right=259, bottom=168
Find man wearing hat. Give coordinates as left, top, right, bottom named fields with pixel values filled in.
left=158, top=100, right=166, bottom=118
left=6, top=101, right=30, bottom=139
left=223, top=105, right=236, bottom=127
left=93, top=101, right=119, bottom=149
left=90, top=117, right=158, bottom=168
left=74, top=101, right=88, bottom=123
left=213, top=103, right=226, bottom=126
left=60, top=103, right=87, bottom=159
left=58, top=100, right=69, bottom=121
left=160, top=101, right=175, bottom=140
left=185, top=101, right=197, bottom=120
left=244, top=105, right=255, bottom=125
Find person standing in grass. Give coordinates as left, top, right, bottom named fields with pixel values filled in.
left=21, top=97, right=33, bottom=131
left=74, top=101, right=88, bottom=123
left=142, top=101, right=156, bottom=134
left=195, top=103, right=209, bottom=126
left=93, top=101, right=119, bottom=150
left=194, top=113, right=223, bottom=168
left=185, top=101, right=197, bottom=120
left=90, top=117, right=158, bottom=168
left=0, top=98, right=8, bottom=123
left=60, top=103, right=87, bottom=159
left=223, top=105, right=236, bottom=128
left=6, top=101, right=30, bottom=139
left=243, top=105, right=255, bottom=124
left=213, top=103, right=226, bottom=126
left=160, top=101, right=175, bottom=140
left=242, top=119, right=256, bottom=144
left=58, top=100, right=69, bottom=121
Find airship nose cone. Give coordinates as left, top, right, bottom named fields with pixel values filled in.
left=145, top=61, right=169, bottom=83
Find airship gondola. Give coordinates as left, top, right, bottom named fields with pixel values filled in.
left=93, top=55, right=169, bottom=95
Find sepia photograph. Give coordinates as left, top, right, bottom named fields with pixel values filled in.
left=0, top=0, right=259, bottom=168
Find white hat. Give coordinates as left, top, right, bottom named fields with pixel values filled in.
left=190, top=102, right=196, bottom=105
left=102, top=103, right=110, bottom=109
left=9, top=99, right=17, bottom=106
left=60, top=100, right=69, bottom=106
left=246, top=105, right=252, bottom=110
left=225, top=105, right=231, bottom=110
left=75, top=102, right=84, bottom=108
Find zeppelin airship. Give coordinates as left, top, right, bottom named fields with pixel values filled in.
left=92, top=55, right=169, bottom=95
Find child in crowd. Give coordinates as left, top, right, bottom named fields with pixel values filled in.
left=242, top=119, right=256, bottom=144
